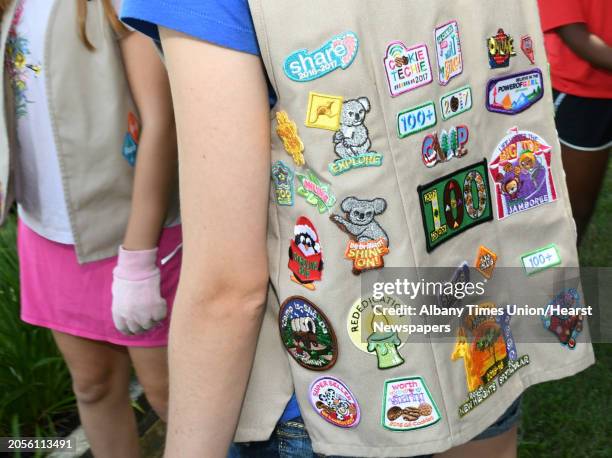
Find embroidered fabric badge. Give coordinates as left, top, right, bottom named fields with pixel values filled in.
left=122, top=112, right=140, bottom=166
left=489, top=128, right=557, bottom=219
left=440, top=86, right=472, bottom=120
left=474, top=246, right=498, bottom=279
left=296, top=170, right=336, bottom=213
left=271, top=161, right=295, bottom=206
left=542, top=288, right=584, bottom=349
left=521, top=35, right=536, bottom=64
left=284, top=31, right=359, bottom=82
left=521, top=244, right=561, bottom=276
left=305, top=92, right=344, bottom=131
left=487, top=28, right=516, bottom=68
left=486, top=69, right=544, bottom=115
left=279, top=296, right=337, bottom=371
left=331, top=197, right=389, bottom=273
left=438, top=262, right=470, bottom=309
left=288, top=216, right=323, bottom=290
left=434, top=20, right=463, bottom=86
left=418, top=160, right=493, bottom=252
left=452, top=303, right=529, bottom=417
left=127, top=112, right=140, bottom=144
left=397, top=102, right=437, bottom=139
left=276, top=111, right=305, bottom=166
left=5, top=0, right=42, bottom=118
left=382, top=377, right=441, bottom=431
left=309, top=376, right=360, bottom=428
left=422, top=125, right=469, bottom=168
left=329, top=96, right=383, bottom=175
left=346, top=296, right=408, bottom=370
left=383, top=41, right=433, bottom=97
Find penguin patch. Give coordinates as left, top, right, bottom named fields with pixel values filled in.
left=279, top=296, right=338, bottom=371
left=288, top=217, right=324, bottom=290
left=309, top=376, right=360, bottom=428
left=330, top=197, right=389, bottom=274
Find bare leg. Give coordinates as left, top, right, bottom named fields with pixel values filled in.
left=560, top=144, right=610, bottom=243
left=434, top=425, right=518, bottom=458
left=129, top=346, right=169, bottom=422
left=52, top=331, right=139, bottom=458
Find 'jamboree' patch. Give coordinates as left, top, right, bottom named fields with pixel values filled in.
left=418, top=160, right=493, bottom=252
left=284, top=31, right=359, bottom=82
left=279, top=296, right=337, bottom=371
left=486, top=69, right=544, bottom=115
left=489, top=128, right=557, bottom=220
left=382, top=377, right=441, bottom=431
left=383, top=41, right=433, bottom=97
left=309, top=376, right=360, bottom=428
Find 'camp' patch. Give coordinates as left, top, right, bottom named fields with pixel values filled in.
left=418, top=160, right=493, bottom=252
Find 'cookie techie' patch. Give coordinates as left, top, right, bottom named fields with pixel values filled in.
left=382, top=377, right=441, bottom=431
left=279, top=296, right=337, bottom=371
left=309, top=376, right=360, bottom=428
left=418, top=160, right=493, bottom=252
left=486, top=69, right=544, bottom=115
left=284, top=31, right=359, bottom=82
left=383, top=41, right=433, bottom=97
left=489, top=128, right=557, bottom=219
left=331, top=197, right=389, bottom=273
left=487, top=28, right=516, bottom=68
left=434, top=20, right=463, bottom=86
left=288, top=216, right=323, bottom=290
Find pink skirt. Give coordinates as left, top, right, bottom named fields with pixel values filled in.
left=18, top=220, right=182, bottom=347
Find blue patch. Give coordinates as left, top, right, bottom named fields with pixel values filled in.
left=122, top=133, right=138, bottom=167
left=284, top=32, right=359, bottom=82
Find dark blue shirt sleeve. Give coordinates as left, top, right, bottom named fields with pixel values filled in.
left=120, top=0, right=261, bottom=56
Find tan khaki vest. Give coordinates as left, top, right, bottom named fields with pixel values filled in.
left=237, top=1, right=596, bottom=456
left=0, top=0, right=179, bottom=263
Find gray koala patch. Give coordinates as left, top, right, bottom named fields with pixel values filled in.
left=333, top=97, right=372, bottom=159
left=331, top=197, right=389, bottom=245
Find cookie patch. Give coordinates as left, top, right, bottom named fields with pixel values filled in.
left=487, top=28, right=516, bottom=68
left=542, top=288, right=584, bottom=349
left=382, top=377, right=441, bottom=431
left=271, top=161, right=294, bottom=206
left=397, top=102, right=437, bottom=139
left=276, top=111, right=305, bottom=166
left=305, top=92, right=343, bottom=131
left=279, top=296, right=337, bottom=371
left=422, top=125, right=469, bottom=168
left=383, top=41, right=433, bottom=97
left=486, top=69, right=544, bottom=115
left=474, top=245, right=498, bottom=279
left=434, top=20, right=463, bottom=86
left=440, top=86, right=472, bottom=120
left=418, top=160, right=493, bottom=252
left=330, top=96, right=383, bottom=175
left=521, top=244, right=561, bottom=276
left=521, top=35, right=535, bottom=64
left=489, top=128, right=557, bottom=219
left=284, top=31, right=359, bottom=82
left=309, top=376, right=360, bottom=428
left=347, top=296, right=408, bottom=370
left=296, top=170, right=336, bottom=213
left=331, top=197, right=389, bottom=273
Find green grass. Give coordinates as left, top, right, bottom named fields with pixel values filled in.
left=519, top=161, right=612, bottom=458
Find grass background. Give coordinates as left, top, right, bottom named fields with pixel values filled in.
left=0, top=164, right=610, bottom=456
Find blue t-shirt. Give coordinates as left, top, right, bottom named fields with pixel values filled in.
left=121, top=0, right=298, bottom=424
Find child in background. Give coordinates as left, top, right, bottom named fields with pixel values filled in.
left=0, top=0, right=181, bottom=456
left=538, top=0, right=612, bottom=242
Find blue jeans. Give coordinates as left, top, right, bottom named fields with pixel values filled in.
left=228, top=397, right=522, bottom=458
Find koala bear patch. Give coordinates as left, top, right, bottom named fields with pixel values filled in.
left=331, top=197, right=389, bottom=245
left=333, top=97, right=372, bottom=159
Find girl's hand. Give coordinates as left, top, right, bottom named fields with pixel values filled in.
left=111, top=246, right=167, bottom=334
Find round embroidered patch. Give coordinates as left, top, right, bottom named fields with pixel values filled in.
left=309, top=376, right=360, bottom=428
left=279, top=296, right=337, bottom=371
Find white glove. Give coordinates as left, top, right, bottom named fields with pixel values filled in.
left=111, top=246, right=167, bottom=335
